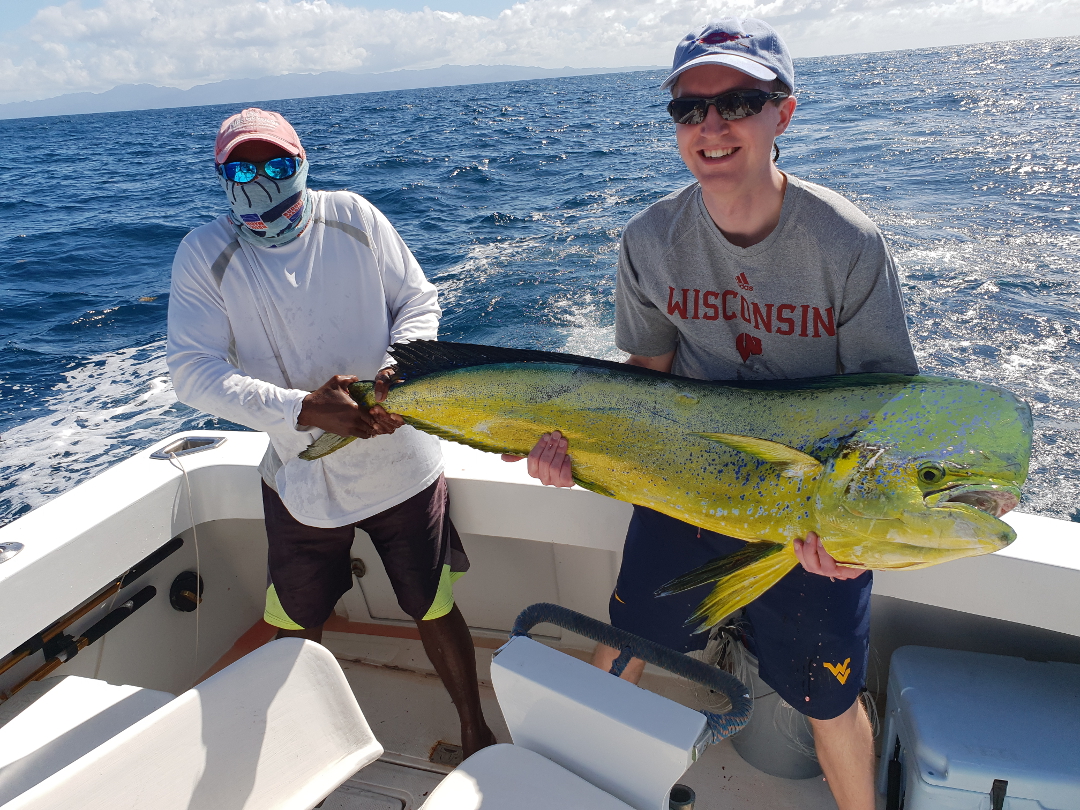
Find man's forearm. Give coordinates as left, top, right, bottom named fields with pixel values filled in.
left=625, top=350, right=676, bottom=373
left=169, top=352, right=309, bottom=435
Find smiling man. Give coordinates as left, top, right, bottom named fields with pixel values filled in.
left=517, top=19, right=918, bottom=810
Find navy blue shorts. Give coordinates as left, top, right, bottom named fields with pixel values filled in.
left=609, top=506, right=872, bottom=721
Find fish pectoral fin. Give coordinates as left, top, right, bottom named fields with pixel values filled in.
left=657, top=541, right=786, bottom=596
left=299, top=432, right=357, bottom=460
left=571, top=475, right=617, bottom=499
left=658, top=541, right=799, bottom=633
left=694, top=433, right=823, bottom=478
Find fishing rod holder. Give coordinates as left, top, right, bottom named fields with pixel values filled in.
left=170, top=571, right=205, bottom=612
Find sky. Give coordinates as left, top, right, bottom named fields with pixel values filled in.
left=2, top=0, right=1080, bottom=105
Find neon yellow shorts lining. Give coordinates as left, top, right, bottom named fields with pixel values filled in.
left=422, top=564, right=465, bottom=621
left=265, top=566, right=465, bottom=628
left=264, top=583, right=304, bottom=630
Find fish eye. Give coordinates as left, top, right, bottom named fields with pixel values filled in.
left=917, top=463, right=947, bottom=486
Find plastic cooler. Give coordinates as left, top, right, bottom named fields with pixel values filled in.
left=878, top=646, right=1080, bottom=810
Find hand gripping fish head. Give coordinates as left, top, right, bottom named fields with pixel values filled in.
left=649, top=378, right=1032, bottom=631
left=810, top=378, right=1031, bottom=571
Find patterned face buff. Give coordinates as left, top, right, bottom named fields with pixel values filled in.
left=218, top=157, right=313, bottom=249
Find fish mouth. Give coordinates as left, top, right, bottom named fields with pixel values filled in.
left=926, top=483, right=1021, bottom=518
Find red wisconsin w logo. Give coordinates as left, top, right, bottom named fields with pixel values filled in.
left=736, top=332, right=763, bottom=362
left=699, top=31, right=751, bottom=46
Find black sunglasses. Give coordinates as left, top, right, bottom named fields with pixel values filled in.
left=667, top=90, right=789, bottom=125
left=216, top=156, right=302, bottom=184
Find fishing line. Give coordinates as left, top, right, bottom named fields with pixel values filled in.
left=90, top=580, right=123, bottom=680
left=696, top=622, right=821, bottom=761
left=685, top=622, right=752, bottom=714
left=863, top=645, right=883, bottom=740
left=860, top=689, right=881, bottom=740
left=773, top=697, right=818, bottom=761
left=169, top=452, right=201, bottom=683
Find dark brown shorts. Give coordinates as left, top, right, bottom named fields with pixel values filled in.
left=261, top=474, right=468, bottom=629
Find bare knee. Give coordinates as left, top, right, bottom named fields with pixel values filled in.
left=590, top=643, right=646, bottom=684
left=809, top=699, right=871, bottom=743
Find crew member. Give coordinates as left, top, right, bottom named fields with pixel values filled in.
left=167, top=108, right=495, bottom=756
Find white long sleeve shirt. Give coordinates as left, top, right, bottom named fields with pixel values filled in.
left=167, top=190, right=443, bottom=527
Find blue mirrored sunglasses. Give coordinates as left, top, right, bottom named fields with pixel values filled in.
left=216, top=156, right=302, bottom=184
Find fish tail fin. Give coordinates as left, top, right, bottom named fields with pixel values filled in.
left=298, top=432, right=356, bottom=460
left=347, top=381, right=377, bottom=408
left=297, top=381, right=379, bottom=461
left=658, top=542, right=798, bottom=633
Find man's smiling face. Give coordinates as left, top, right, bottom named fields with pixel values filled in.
left=673, top=64, right=795, bottom=196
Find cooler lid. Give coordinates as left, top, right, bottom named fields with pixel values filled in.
left=890, top=646, right=1080, bottom=806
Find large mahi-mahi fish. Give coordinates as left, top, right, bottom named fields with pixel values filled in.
left=300, top=341, right=1032, bottom=631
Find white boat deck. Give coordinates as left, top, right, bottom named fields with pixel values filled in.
left=3, top=430, right=1076, bottom=808
left=309, top=629, right=856, bottom=810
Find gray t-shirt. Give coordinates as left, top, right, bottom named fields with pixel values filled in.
left=615, top=175, right=918, bottom=381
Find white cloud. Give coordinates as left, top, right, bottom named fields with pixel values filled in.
left=2, top=0, right=1079, bottom=104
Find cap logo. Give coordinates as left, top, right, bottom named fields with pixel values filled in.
left=698, top=31, right=752, bottom=48
left=224, top=109, right=280, bottom=133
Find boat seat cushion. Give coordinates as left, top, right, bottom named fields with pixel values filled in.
left=419, top=744, right=635, bottom=810
left=4, top=639, right=382, bottom=810
left=0, top=675, right=173, bottom=805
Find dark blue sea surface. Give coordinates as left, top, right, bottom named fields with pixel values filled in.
left=2, top=37, right=1078, bottom=525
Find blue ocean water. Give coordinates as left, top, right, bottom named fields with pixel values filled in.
left=2, top=37, right=1078, bottom=526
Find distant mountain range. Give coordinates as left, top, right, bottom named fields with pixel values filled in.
left=0, top=64, right=663, bottom=120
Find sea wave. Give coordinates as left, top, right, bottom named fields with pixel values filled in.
left=2, top=37, right=1079, bottom=525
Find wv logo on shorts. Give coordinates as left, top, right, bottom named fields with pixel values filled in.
left=823, top=658, right=852, bottom=685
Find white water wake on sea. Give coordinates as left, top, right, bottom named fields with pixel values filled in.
left=2, top=37, right=1079, bottom=525
left=0, top=342, right=214, bottom=521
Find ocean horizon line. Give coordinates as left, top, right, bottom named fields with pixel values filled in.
left=0, top=63, right=665, bottom=123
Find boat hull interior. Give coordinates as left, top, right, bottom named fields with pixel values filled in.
left=1, top=431, right=1078, bottom=809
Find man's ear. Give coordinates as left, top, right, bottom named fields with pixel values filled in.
left=774, top=96, right=797, bottom=136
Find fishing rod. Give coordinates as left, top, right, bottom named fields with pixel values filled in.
left=1, top=586, right=158, bottom=702
left=0, top=536, right=183, bottom=681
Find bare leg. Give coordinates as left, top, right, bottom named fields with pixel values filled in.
left=416, top=605, right=495, bottom=758
left=590, top=643, right=646, bottom=684
left=276, top=625, right=324, bottom=643
left=809, top=699, right=876, bottom=810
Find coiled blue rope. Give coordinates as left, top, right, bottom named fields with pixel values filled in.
left=510, top=602, right=752, bottom=744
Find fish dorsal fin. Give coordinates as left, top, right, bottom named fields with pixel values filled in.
left=388, top=340, right=682, bottom=383
left=694, top=433, right=823, bottom=478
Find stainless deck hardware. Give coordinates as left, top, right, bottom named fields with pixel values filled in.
left=0, top=542, right=23, bottom=564
left=150, top=436, right=226, bottom=459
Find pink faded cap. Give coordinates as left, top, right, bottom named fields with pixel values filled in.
left=214, top=107, right=306, bottom=164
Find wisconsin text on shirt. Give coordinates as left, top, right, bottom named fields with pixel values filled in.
left=667, top=287, right=836, bottom=338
